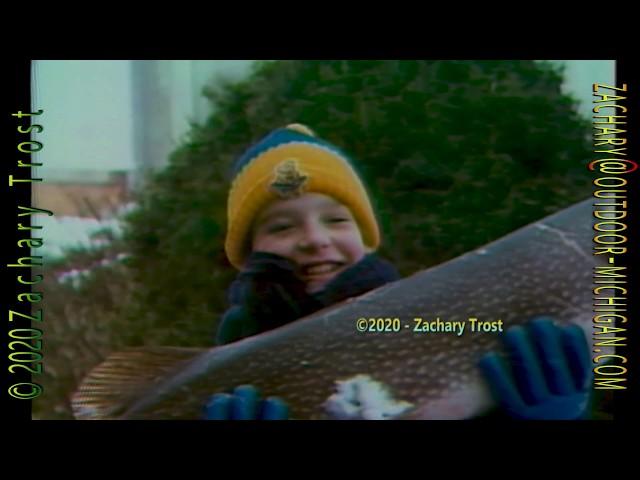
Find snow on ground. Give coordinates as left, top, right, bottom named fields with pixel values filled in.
left=30, top=203, right=136, bottom=288
left=32, top=203, right=136, bottom=260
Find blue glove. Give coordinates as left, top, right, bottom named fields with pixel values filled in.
left=479, top=316, right=592, bottom=420
left=216, top=252, right=322, bottom=344
left=204, top=385, right=290, bottom=420
left=228, top=252, right=320, bottom=327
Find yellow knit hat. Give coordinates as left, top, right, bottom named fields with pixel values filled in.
left=225, top=124, right=380, bottom=269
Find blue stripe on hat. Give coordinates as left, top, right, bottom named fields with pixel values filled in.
left=231, top=128, right=352, bottom=178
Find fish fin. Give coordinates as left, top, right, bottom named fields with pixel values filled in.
left=71, top=346, right=206, bottom=420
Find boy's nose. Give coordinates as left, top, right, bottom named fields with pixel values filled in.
left=297, top=222, right=331, bottom=250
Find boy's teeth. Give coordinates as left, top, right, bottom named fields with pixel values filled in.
left=306, top=264, right=337, bottom=275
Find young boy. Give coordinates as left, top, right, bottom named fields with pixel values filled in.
left=209, top=124, right=593, bottom=420
left=216, top=123, right=400, bottom=345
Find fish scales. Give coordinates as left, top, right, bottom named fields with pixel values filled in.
left=72, top=199, right=606, bottom=420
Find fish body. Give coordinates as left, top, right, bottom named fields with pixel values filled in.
left=72, top=199, right=606, bottom=420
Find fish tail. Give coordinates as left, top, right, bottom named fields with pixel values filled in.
left=71, top=346, right=206, bottom=420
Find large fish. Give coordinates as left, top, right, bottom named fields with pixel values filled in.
left=72, top=198, right=608, bottom=420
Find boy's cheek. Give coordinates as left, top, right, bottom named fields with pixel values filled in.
left=251, top=236, right=296, bottom=260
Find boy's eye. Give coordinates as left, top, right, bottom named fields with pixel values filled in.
left=267, top=223, right=293, bottom=233
left=327, top=217, right=350, bottom=223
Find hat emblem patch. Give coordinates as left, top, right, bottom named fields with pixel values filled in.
left=270, top=159, right=308, bottom=198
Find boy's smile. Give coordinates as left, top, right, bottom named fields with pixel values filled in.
left=296, top=260, right=348, bottom=289
left=251, top=193, right=368, bottom=293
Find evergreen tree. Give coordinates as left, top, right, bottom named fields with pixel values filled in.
left=123, top=60, right=592, bottom=347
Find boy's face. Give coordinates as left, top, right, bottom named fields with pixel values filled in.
left=251, top=193, right=369, bottom=293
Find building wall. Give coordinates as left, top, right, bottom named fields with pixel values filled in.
left=32, top=60, right=136, bottom=174
left=33, top=171, right=129, bottom=218
left=130, top=60, right=257, bottom=186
